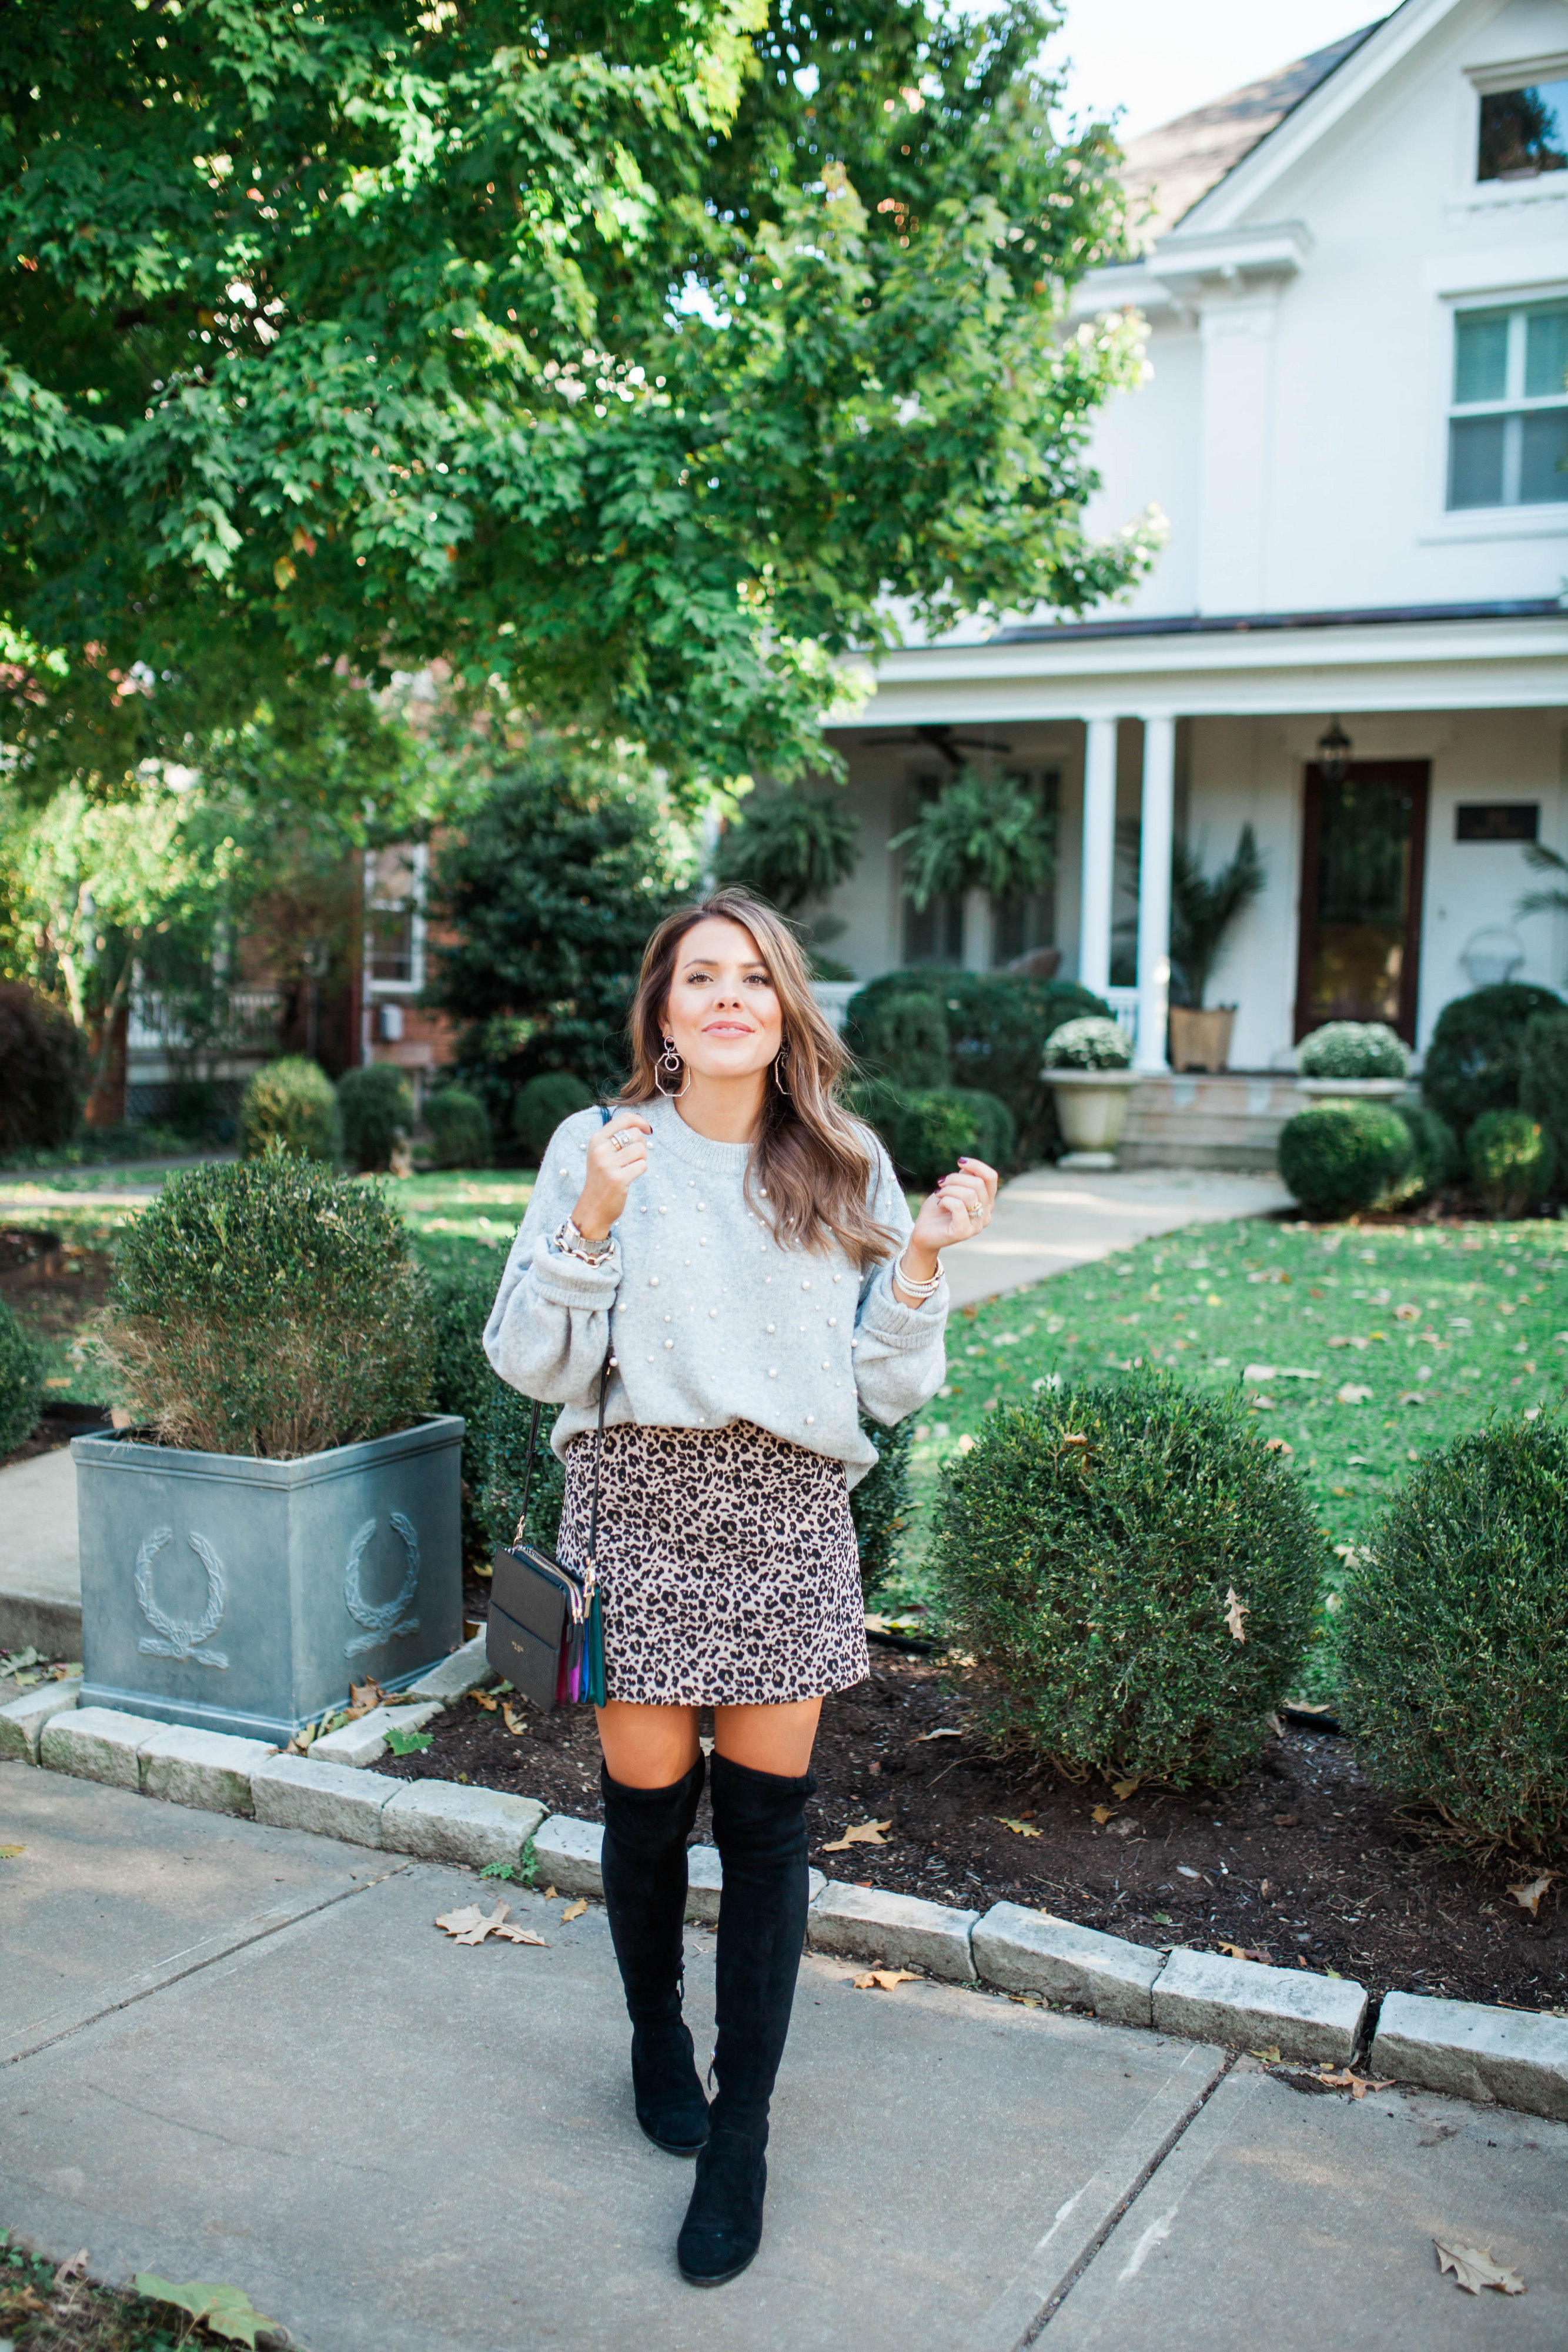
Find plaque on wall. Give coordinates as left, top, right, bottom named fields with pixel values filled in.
left=1455, top=804, right=1539, bottom=842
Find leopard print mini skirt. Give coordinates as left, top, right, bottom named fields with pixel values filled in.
left=557, top=1419, right=868, bottom=1707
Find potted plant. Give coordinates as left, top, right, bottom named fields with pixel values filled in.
left=74, top=1152, right=463, bottom=1742
left=1042, top=1017, right=1137, bottom=1167
left=1295, top=1021, right=1410, bottom=1102
left=1167, top=824, right=1265, bottom=1073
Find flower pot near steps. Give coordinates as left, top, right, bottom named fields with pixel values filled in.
left=1046, top=1070, right=1140, bottom=1170
left=1295, top=1078, right=1409, bottom=1104
left=1169, top=1006, right=1236, bottom=1073
left=72, top=1412, right=465, bottom=1743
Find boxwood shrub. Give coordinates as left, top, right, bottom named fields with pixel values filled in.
left=845, top=1081, right=1014, bottom=1187
left=426, top=1085, right=493, bottom=1170
left=1519, top=1011, right=1568, bottom=1188
left=0, top=1298, right=42, bottom=1458
left=0, top=983, right=83, bottom=1155
left=427, top=1258, right=556, bottom=1563
left=1295, top=1020, right=1409, bottom=1080
left=931, top=1375, right=1325, bottom=1786
left=337, top=1064, right=414, bottom=1173
left=1467, top=1108, right=1555, bottom=1217
left=845, top=988, right=951, bottom=1091
left=1338, top=1417, right=1568, bottom=1854
left=514, top=1071, right=595, bottom=1164
left=1392, top=1102, right=1460, bottom=1202
left=100, top=1154, right=432, bottom=1457
left=1422, top=983, right=1564, bottom=1141
left=1277, top=1099, right=1412, bottom=1219
left=851, top=1411, right=914, bottom=1603
left=240, top=1057, right=336, bottom=1163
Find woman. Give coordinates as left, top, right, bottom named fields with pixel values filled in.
left=484, top=890, right=996, bottom=2287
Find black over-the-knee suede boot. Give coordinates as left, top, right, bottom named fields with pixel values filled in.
left=599, top=1755, right=710, bottom=2157
left=677, top=1752, right=815, bottom=2287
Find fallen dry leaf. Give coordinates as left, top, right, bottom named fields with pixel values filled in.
left=1273, top=1813, right=1300, bottom=1828
left=560, top=1897, right=587, bottom=1923
left=1393, top=1302, right=1420, bottom=1321
left=502, top=1703, right=526, bottom=1735
left=1507, top=1870, right=1559, bottom=1919
left=1225, top=1586, right=1249, bottom=1643
left=852, top=1969, right=918, bottom=1991
left=915, top=1726, right=963, bottom=1742
left=346, top=1678, right=385, bottom=1719
left=1249, top=2046, right=1283, bottom=2064
left=436, top=1902, right=510, bottom=1944
left=1219, top=1943, right=1273, bottom=1964
left=1263, top=1436, right=1293, bottom=1455
left=1316, top=2068, right=1394, bottom=2100
left=1336, top=1383, right=1373, bottom=1405
left=470, top=1690, right=499, bottom=1712
left=1091, top=1805, right=1116, bottom=1826
left=999, top=1816, right=1042, bottom=1837
left=1434, top=2241, right=1526, bottom=2296
left=1111, top=1776, right=1142, bottom=1800
left=492, top=1923, right=547, bottom=1946
left=821, top=1819, right=892, bottom=1852
left=0, top=1843, right=26, bottom=1859
left=541, top=1884, right=557, bottom=1900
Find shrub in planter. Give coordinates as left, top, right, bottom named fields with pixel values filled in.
left=337, top=1063, right=414, bottom=1174
left=1466, top=1108, right=1555, bottom=1217
left=1042, top=1016, right=1133, bottom=1071
left=0, top=983, right=84, bottom=1155
left=240, top=1056, right=336, bottom=1163
left=1519, top=1010, right=1568, bottom=1185
left=0, top=1298, right=43, bottom=1456
left=1391, top=1102, right=1460, bottom=1204
left=99, top=1154, right=433, bottom=1456
left=1422, top=982, right=1564, bottom=1141
left=847, top=988, right=951, bottom=1091
left=1338, top=1416, right=1568, bottom=1854
left=1295, top=1020, right=1409, bottom=1080
left=514, top=1070, right=594, bottom=1164
left=931, top=1375, right=1324, bottom=1786
left=851, top=1412, right=914, bottom=1604
left=426, top=1084, right=492, bottom=1169
left=1277, top=1099, right=1412, bottom=1219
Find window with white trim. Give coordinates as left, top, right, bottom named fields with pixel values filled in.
left=365, top=843, right=426, bottom=989
left=1446, top=299, right=1568, bottom=509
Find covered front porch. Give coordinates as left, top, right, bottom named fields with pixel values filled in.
left=814, top=606, right=1568, bottom=1155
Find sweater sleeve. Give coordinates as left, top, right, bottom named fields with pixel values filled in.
left=483, top=1111, right=619, bottom=1407
left=851, top=1140, right=949, bottom=1428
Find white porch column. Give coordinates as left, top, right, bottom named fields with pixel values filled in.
left=1135, top=715, right=1175, bottom=1074
left=1078, top=716, right=1117, bottom=995
left=961, top=887, right=990, bottom=972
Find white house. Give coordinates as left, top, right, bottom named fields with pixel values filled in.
left=814, top=0, right=1568, bottom=1155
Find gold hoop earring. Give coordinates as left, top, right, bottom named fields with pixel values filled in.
left=655, top=1035, right=690, bottom=1099
left=773, top=1038, right=790, bottom=1095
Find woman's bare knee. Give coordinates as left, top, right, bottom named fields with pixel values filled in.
left=596, top=1700, right=701, bottom=1788
left=712, top=1698, right=822, bottom=1778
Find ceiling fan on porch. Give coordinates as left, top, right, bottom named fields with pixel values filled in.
left=852, top=722, right=1014, bottom=768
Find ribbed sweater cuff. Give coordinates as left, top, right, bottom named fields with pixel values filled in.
left=859, top=1263, right=950, bottom=1344
left=526, top=1235, right=622, bottom=1307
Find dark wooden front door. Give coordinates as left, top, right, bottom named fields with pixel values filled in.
left=1294, top=760, right=1430, bottom=1044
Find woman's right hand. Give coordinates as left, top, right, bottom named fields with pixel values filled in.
left=571, top=1112, right=653, bottom=1240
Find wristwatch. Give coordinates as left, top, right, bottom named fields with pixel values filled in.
left=550, top=1215, right=615, bottom=1264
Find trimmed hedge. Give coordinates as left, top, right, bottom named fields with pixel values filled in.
left=426, top=1085, right=493, bottom=1170
left=337, top=1063, right=413, bottom=1174
left=1295, top=1020, right=1409, bottom=1080
left=1467, top=1108, right=1555, bottom=1217
left=848, top=988, right=951, bottom=1091
left=240, top=1057, right=336, bottom=1163
left=1390, top=1102, right=1460, bottom=1204
left=846, top=1080, right=1014, bottom=1187
left=1520, top=1011, right=1568, bottom=1189
left=851, top=1412, right=915, bottom=1603
left=427, top=1259, right=554, bottom=1564
left=931, top=1375, right=1325, bottom=1785
left=0, top=984, right=83, bottom=1155
left=99, top=1155, right=432, bottom=1457
left=514, top=1071, right=594, bottom=1164
left=0, top=1297, right=43, bottom=1458
left=1277, top=1099, right=1412, bottom=1219
left=1422, top=983, right=1564, bottom=1141
left=1338, top=1416, right=1568, bottom=1854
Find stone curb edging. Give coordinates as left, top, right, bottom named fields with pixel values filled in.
left=8, top=1655, right=1567, bottom=2123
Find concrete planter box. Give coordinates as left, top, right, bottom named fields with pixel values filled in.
left=1295, top=1077, right=1407, bottom=1102
left=1045, top=1068, right=1139, bottom=1169
left=72, top=1414, right=464, bottom=1744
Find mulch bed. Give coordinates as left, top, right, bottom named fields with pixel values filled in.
left=371, top=1647, right=1567, bottom=2017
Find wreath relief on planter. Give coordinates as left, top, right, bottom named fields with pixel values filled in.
left=343, top=1512, right=422, bottom=1658
left=134, top=1528, right=230, bottom=1669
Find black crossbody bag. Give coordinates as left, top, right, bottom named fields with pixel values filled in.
left=485, top=1356, right=611, bottom=1711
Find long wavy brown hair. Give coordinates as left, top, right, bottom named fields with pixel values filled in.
left=619, top=890, right=897, bottom=1269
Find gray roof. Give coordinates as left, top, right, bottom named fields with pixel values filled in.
left=1120, top=21, right=1385, bottom=243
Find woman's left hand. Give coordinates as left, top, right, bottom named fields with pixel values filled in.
left=907, top=1157, right=998, bottom=1264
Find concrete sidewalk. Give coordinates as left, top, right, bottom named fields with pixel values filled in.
left=4, top=1768, right=1564, bottom=2352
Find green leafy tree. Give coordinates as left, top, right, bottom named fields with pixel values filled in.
left=714, top=789, right=861, bottom=913
left=2, top=1, right=1155, bottom=796
left=890, top=767, right=1055, bottom=908
left=426, top=734, right=698, bottom=1097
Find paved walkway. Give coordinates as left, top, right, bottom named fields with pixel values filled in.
left=4, top=1770, right=1564, bottom=2351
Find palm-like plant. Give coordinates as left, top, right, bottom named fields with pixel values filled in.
left=1169, top=824, right=1266, bottom=1008
left=890, top=768, right=1056, bottom=910
left=714, top=788, right=861, bottom=914
left=1516, top=840, right=1568, bottom=930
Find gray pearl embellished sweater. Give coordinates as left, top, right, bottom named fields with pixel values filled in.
left=483, top=1096, right=949, bottom=1486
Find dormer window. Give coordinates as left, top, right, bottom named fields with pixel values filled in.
left=1477, top=77, right=1568, bottom=180
left=1447, top=300, right=1568, bottom=509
